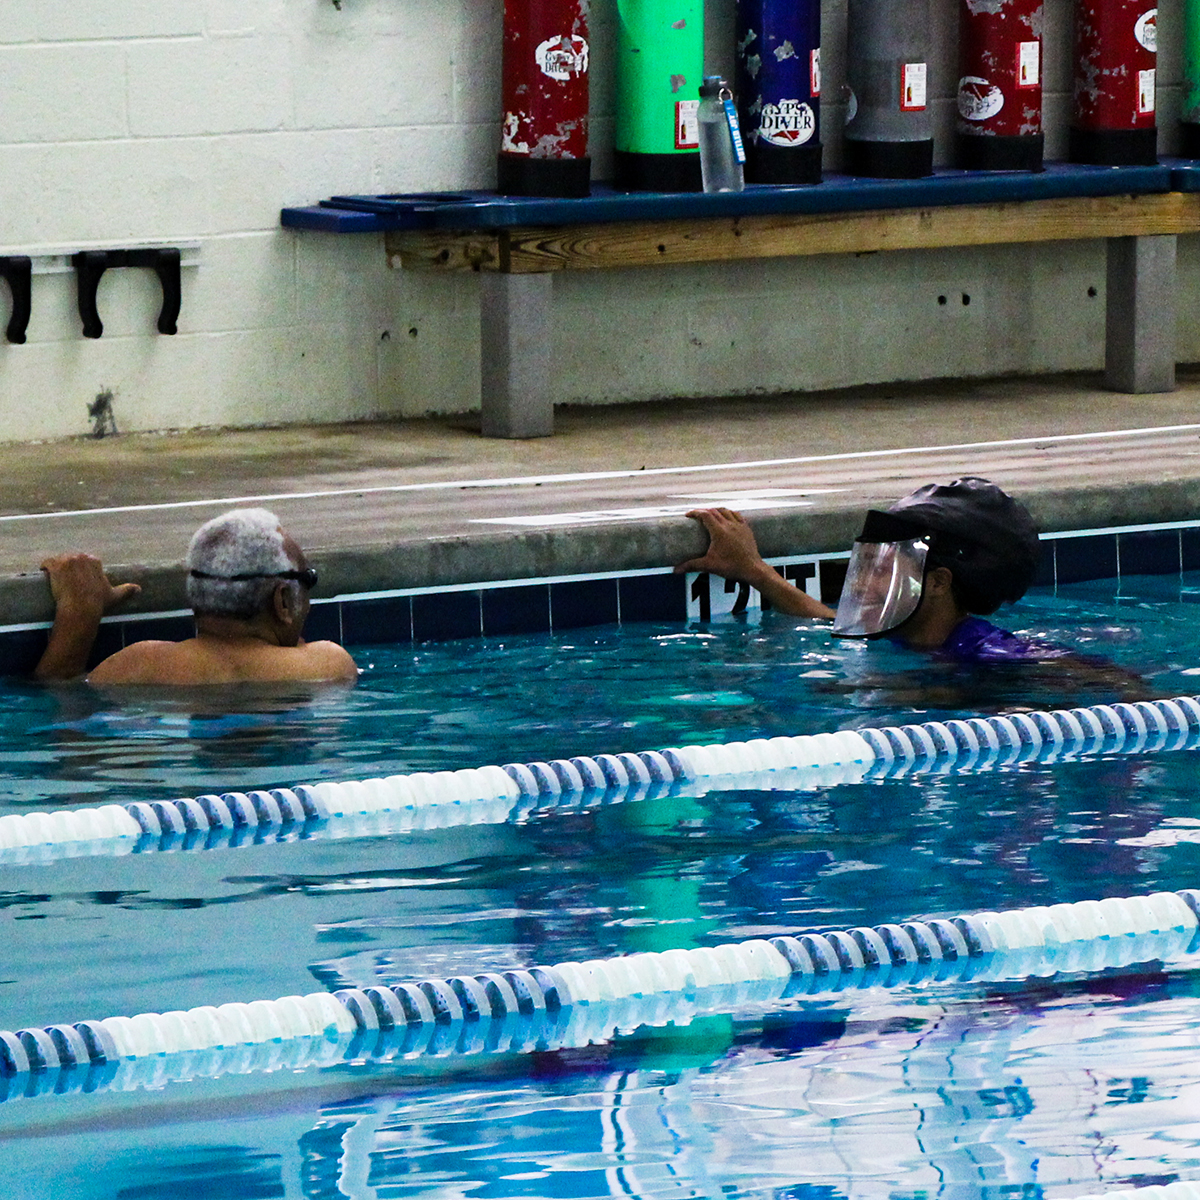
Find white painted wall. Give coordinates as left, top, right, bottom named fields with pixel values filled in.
left=0, top=0, right=1193, bottom=440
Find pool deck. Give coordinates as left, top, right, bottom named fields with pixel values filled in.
left=5, top=369, right=1200, bottom=622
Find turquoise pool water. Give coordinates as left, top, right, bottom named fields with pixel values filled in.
left=4, top=576, right=1200, bottom=1198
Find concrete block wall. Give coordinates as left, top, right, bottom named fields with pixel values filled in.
left=0, top=0, right=1194, bottom=441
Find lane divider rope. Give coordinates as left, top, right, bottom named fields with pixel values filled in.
left=2, top=887, right=1198, bottom=1105
left=3, top=696, right=1198, bottom=865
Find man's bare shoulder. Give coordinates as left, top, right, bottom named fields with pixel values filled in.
left=299, top=640, right=359, bottom=682
left=86, top=640, right=200, bottom=686
left=86, top=637, right=358, bottom=686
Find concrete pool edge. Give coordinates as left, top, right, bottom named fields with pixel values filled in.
left=3, top=475, right=1200, bottom=623
left=2, top=472, right=1200, bottom=672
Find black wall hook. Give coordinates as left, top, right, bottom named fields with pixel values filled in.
left=72, top=248, right=182, bottom=339
left=0, top=257, right=32, bottom=344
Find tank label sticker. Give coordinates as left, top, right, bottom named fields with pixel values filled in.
left=958, top=76, right=1004, bottom=121
left=1017, top=41, right=1040, bottom=89
left=1139, top=68, right=1156, bottom=115
left=1135, top=10, right=1157, bottom=53
left=676, top=100, right=700, bottom=149
left=759, top=99, right=817, bottom=145
left=901, top=62, right=927, bottom=111
left=811, top=48, right=821, bottom=97
left=535, top=35, right=588, bottom=81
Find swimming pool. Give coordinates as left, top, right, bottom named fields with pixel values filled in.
left=4, top=569, right=1200, bottom=1199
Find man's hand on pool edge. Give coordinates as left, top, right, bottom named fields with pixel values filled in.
left=675, top=508, right=836, bottom=622
left=34, top=553, right=141, bottom=681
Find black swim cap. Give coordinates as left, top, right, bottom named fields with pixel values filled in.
left=881, top=477, right=1041, bottom=614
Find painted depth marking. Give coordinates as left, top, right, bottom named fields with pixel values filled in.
left=472, top=489, right=840, bottom=528
left=0, top=423, right=1197, bottom=524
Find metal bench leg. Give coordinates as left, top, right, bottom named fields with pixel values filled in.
left=479, top=272, right=554, bottom=438
left=1105, top=234, right=1176, bottom=394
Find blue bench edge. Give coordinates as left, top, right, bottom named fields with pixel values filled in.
left=281, top=162, right=1179, bottom=234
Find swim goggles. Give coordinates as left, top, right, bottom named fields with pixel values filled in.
left=189, top=567, right=318, bottom=590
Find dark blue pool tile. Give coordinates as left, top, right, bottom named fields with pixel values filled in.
left=818, top=560, right=848, bottom=605
left=1118, top=529, right=1180, bottom=577
left=1116, top=571, right=1183, bottom=601
left=0, top=628, right=48, bottom=675
left=413, top=590, right=482, bottom=641
left=1032, top=539, right=1056, bottom=587
left=1182, top=528, right=1200, bottom=571
left=341, top=596, right=411, bottom=645
left=87, top=622, right=125, bottom=669
left=618, top=573, right=687, bottom=623
left=119, top=615, right=196, bottom=645
left=482, top=584, right=551, bottom=636
left=551, top=578, right=620, bottom=630
left=303, top=602, right=343, bottom=643
left=1053, top=534, right=1118, bottom=584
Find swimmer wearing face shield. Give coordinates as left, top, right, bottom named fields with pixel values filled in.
left=676, top=477, right=1127, bottom=670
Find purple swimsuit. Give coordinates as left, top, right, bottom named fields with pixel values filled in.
left=936, top=616, right=1074, bottom=664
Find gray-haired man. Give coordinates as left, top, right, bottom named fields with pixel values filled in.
left=35, top=507, right=356, bottom=685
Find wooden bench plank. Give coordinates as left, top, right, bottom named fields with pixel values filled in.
left=388, top=192, right=1200, bottom=274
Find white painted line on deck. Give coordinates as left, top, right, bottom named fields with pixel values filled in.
left=676, top=488, right=839, bottom=501
left=471, top=490, right=840, bottom=527
left=1, top=423, right=1198, bottom=524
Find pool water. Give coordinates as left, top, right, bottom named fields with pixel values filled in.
left=4, top=576, right=1200, bottom=1199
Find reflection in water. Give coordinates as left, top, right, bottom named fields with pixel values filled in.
left=29, top=679, right=357, bottom=791
left=110, top=1146, right=286, bottom=1200
left=281, top=975, right=1200, bottom=1198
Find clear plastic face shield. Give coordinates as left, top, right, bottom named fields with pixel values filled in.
left=832, top=535, right=930, bottom=639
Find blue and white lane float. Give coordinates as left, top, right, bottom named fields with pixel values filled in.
left=2, top=887, right=1199, bottom=1104
left=1, top=695, right=1198, bottom=865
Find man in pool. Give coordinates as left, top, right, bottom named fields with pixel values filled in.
left=676, top=477, right=1072, bottom=662
left=33, top=507, right=358, bottom=685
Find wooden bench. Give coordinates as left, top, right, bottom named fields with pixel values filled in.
left=283, top=163, right=1200, bottom=438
